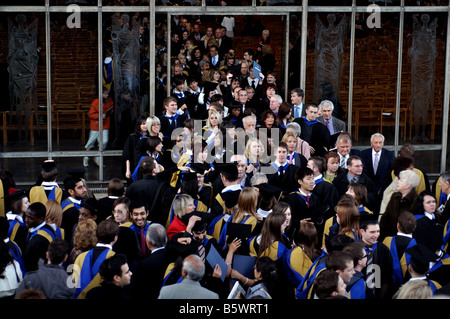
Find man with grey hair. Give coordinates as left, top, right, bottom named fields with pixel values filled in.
left=318, top=100, right=346, bottom=137
left=269, top=94, right=283, bottom=115
left=360, top=132, right=395, bottom=193
left=158, top=254, right=219, bottom=299
left=438, top=171, right=450, bottom=225
left=133, top=223, right=169, bottom=299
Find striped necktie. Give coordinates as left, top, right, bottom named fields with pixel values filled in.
left=365, top=246, right=375, bottom=290
left=373, top=153, right=379, bottom=174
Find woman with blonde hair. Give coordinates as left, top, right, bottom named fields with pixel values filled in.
left=244, top=137, right=264, bottom=174
left=393, top=279, right=432, bottom=299
left=45, top=199, right=64, bottom=239
left=146, top=115, right=164, bottom=140
left=282, top=131, right=308, bottom=168
left=166, top=194, right=196, bottom=240
left=67, top=219, right=97, bottom=265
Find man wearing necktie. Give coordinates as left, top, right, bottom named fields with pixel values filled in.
left=318, top=100, right=346, bottom=140
left=113, top=199, right=152, bottom=269
left=159, top=96, right=188, bottom=149
left=332, top=132, right=361, bottom=174
left=209, top=45, right=220, bottom=66
left=332, top=155, right=377, bottom=210
left=290, top=88, right=306, bottom=119
left=266, top=142, right=298, bottom=194
left=361, top=133, right=395, bottom=194
left=358, top=216, right=394, bottom=299
left=282, top=166, right=330, bottom=240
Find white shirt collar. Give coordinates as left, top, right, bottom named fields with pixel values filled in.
left=396, top=232, right=413, bottom=238
left=424, top=212, right=435, bottom=220
left=222, top=183, right=243, bottom=193
left=297, top=188, right=311, bottom=197
left=29, top=221, right=46, bottom=233
left=41, top=181, right=60, bottom=190
left=68, top=197, right=82, bottom=205
left=274, top=160, right=288, bottom=167
left=372, top=149, right=381, bottom=156
left=96, top=243, right=113, bottom=250
left=6, top=212, right=23, bottom=224
left=151, top=247, right=165, bottom=254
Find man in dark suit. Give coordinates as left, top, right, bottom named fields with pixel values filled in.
left=332, top=155, right=377, bottom=211
left=330, top=132, right=361, bottom=174
left=318, top=100, right=346, bottom=147
left=438, top=171, right=450, bottom=225
left=208, top=45, right=221, bottom=67
left=360, top=133, right=395, bottom=193
left=215, top=27, right=233, bottom=60
left=133, top=223, right=169, bottom=299
left=290, top=88, right=306, bottom=119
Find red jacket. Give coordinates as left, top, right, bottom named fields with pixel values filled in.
left=88, top=98, right=114, bottom=131
left=167, top=216, right=187, bottom=240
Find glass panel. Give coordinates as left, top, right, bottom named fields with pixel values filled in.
left=50, top=12, right=98, bottom=152
left=404, top=0, right=448, bottom=6
left=352, top=12, right=399, bottom=145
left=103, top=0, right=149, bottom=5
left=414, top=150, right=441, bottom=178
left=288, top=12, right=302, bottom=91
left=51, top=0, right=95, bottom=5
left=0, top=13, right=47, bottom=152
left=402, top=12, right=446, bottom=145
left=2, top=0, right=45, bottom=4
left=102, top=11, right=150, bottom=150
left=2, top=157, right=48, bottom=185
left=305, top=12, right=350, bottom=132
left=166, top=14, right=287, bottom=121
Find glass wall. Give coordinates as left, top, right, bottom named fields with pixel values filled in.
left=0, top=2, right=448, bottom=185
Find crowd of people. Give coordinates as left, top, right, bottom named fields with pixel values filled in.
left=1, top=13, right=450, bottom=302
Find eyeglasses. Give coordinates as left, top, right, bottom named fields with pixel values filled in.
left=360, top=254, right=368, bottom=259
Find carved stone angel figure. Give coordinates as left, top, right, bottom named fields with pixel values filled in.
left=408, top=14, right=438, bottom=143
left=110, top=13, right=141, bottom=148
left=313, top=14, right=347, bottom=105
left=7, top=14, right=39, bottom=142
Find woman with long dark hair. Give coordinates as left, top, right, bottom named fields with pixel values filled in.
left=122, top=115, right=149, bottom=183
left=283, top=218, right=321, bottom=288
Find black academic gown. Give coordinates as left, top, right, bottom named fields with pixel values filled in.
left=265, top=163, right=299, bottom=195
left=282, top=191, right=329, bottom=242
left=23, top=224, right=56, bottom=272
left=312, top=178, right=339, bottom=213
left=125, top=175, right=159, bottom=213
left=294, top=118, right=330, bottom=157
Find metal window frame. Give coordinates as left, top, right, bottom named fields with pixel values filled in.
left=0, top=0, right=448, bottom=181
